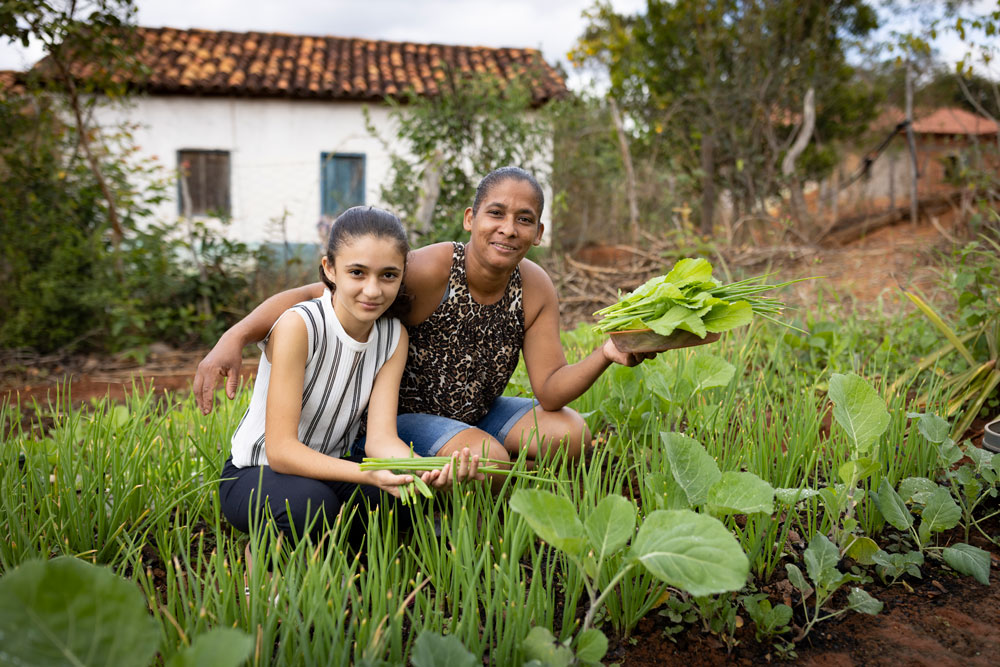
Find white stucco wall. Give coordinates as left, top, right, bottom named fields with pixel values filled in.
left=96, top=95, right=553, bottom=247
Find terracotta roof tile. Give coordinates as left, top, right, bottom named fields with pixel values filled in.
left=116, top=26, right=565, bottom=104
left=0, top=70, right=25, bottom=95
left=910, top=107, right=998, bottom=136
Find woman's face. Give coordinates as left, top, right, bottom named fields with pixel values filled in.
left=463, top=178, right=543, bottom=269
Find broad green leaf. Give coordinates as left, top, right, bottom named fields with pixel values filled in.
left=920, top=487, right=961, bottom=534
left=665, top=257, right=714, bottom=287
left=661, top=432, right=721, bottom=506
left=847, top=588, right=883, bottom=615
left=682, top=354, right=735, bottom=394
left=675, top=308, right=708, bottom=338
left=803, top=533, right=840, bottom=588
left=166, top=628, right=253, bottom=667
left=785, top=564, right=813, bottom=597
left=774, top=487, right=820, bottom=505
left=629, top=509, right=748, bottom=597
left=914, top=413, right=951, bottom=444
left=829, top=373, right=890, bottom=455
left=876, top=479, right=914, bottom=531
left=510, top=489, right=586, bottom=557
left=648, top=304, right=696, bottom=337
left=817, top=484, right=848, bottom=516
left=585, top=495, right=636, bottom=561
left=965, top=446, right=994, bottom=471
left=574, top=629, right=608, bottom=665
left=938, top=440, right=964, bottom=467
left=0, top=557, right=159, bottom=667
left=521, top=627, right=573, bottom=667
left=706, top=471, right=774, bottom=515
left=767, top=603, right=793, bottom=628
left=897, top=477, right=939, bottom=504
left=108, top=405, right=131, bottom=430
left=844, top=537, right=880, bottom=566
left=643, top=472, right=690, bottom=510
left=942, top=544, right=991, bottom=585
left=702, top=300, right=753, bottom=333
left=838, top=457, right=880, bottom=486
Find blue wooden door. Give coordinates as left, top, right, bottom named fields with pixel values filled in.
left=321, top=153, right=365, bottom=218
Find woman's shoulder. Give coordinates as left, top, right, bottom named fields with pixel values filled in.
left=518, top=257, right=557, bottom=324
left=407, top=243, right=455, bottom=281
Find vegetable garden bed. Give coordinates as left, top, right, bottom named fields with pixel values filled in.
left=1, top=232, right=998, bottom=666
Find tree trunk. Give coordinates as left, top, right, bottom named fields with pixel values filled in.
left=905, top=61, right=920, bottom=224
left=781, top=88, right=816, bottom=235
left=700, top=130, right=716, bottom=236
left=609, top=97, right=640, bottom=245
left=413, top=150, right=444, bottom=242
left=53, top=52, right=124, bottom=251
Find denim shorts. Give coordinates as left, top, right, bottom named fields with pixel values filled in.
left=353, top=395, right=536, bottom=457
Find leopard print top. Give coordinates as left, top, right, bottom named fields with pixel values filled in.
left=399, top=242, right=524, bottom=424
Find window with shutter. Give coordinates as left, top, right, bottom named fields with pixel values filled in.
left=178, top=150, right=231, bottom=216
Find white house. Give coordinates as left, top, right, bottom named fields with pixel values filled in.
left=92, top=27, right=566, bottom=249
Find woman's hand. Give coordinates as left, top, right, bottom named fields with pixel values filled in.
left=368, top=469, right=415, bottom=498
left=421, top=448, right=485, bottom=489
left=194, top=334, right=246, bottom=414
left=601, top=339, right=657, bottom=367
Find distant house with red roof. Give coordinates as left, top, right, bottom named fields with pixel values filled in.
left=47, top=26, right=567, bottom=246
left=806, top=107, right=1000, bottom=239
left=808, top=106, right=999, bottom=236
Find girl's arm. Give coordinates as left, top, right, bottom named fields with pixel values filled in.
left=363, top=327, right=483, bottom=487
left=263, top=314, right=413, bottom=494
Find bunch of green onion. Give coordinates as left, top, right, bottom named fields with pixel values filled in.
left=360, top=456, right=554, bottom=504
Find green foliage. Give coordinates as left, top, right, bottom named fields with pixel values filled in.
left=785, top=533, right=881, bottom=642
left=1, top=1, right=271, bottom=354
left=368, top=71, right=552, bottom=244
left=0, top=556, right=160, bottom=667
left=573, top=0, right=882, bottom=233
left=828, top=372, right=891, bottom=456
left=410, top=632, right=480, bottom=667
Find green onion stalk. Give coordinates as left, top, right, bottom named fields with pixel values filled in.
left=360, top=456, right=557, bottom=504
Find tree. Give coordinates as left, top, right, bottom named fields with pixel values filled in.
left=2, top=1, right=145, bottom=252
left=368, top=71, right=553, bottom=245
left=572, top=0, right=881, bottom=238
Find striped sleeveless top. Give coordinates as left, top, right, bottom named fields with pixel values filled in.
left=229, top=290, right=402, bottom=468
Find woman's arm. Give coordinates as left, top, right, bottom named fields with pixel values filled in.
left=520, top=263, right=654, bottom=411
left=262, top=314, right=413, bottom=493
left=194, top=282, right=326, bottom=414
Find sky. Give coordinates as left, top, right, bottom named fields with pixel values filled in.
left=1, top=0, right=995, bottom=89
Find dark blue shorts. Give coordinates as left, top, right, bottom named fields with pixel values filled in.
left=353, top=395, right=536, bottom=457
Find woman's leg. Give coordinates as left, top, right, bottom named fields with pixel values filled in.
left=501, top=404, right=591, bottom=464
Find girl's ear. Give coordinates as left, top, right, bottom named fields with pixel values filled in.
left=321, top=256, right=336, bottom=285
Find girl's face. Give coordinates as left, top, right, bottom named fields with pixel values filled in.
left=322, top=234, right=405, bottom=340
left=464, top=178, right=543, bottom=270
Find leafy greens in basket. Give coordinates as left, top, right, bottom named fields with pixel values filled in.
left=594, top=257, right=810, bottom=337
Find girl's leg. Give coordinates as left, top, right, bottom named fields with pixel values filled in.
left=221, top=457, right=403, bottom=545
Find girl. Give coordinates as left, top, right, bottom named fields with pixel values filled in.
left=220, top=206, right=479, bottom=546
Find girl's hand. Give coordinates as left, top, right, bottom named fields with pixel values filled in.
left=422, top=448, right=484, bottom=489
left=368, top=469, right=414, bottom=497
